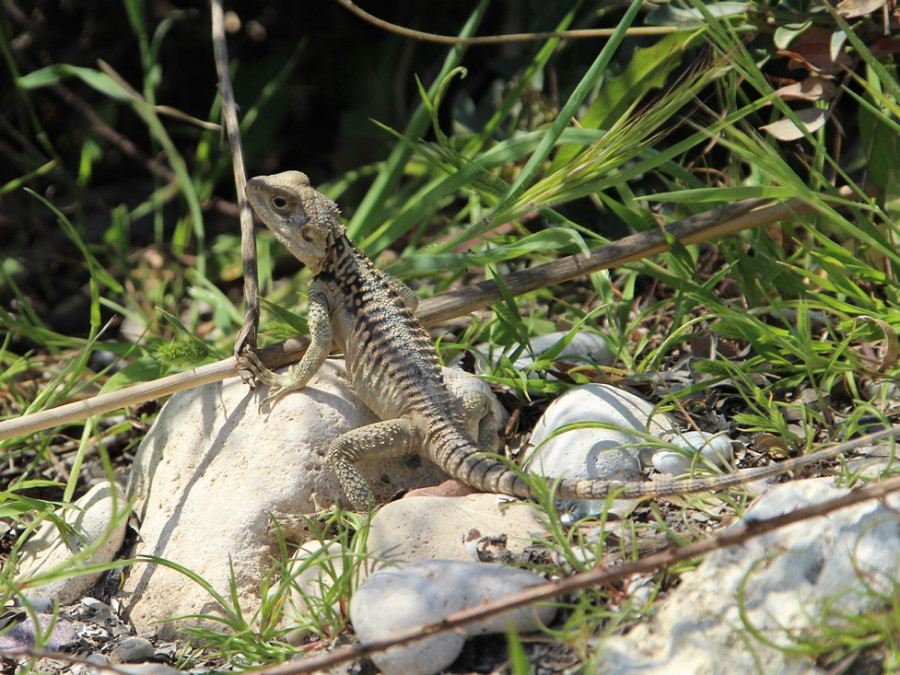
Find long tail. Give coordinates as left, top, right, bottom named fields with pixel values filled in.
left=427, top=424, right=536, bottom=498
left=430, top=424, right=900, bottom=502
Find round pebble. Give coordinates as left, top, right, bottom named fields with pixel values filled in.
left=651, top=431, right=734, bottom=476
left=350, top=560, right=556, bottom=675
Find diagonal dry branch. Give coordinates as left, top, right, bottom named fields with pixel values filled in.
left=0, top=185, right=880, bottom=442
left=210, top=0, right=260, bottom=371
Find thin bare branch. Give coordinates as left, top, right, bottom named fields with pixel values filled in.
left=335, top=0, right=682, bottom=44
left=210, top=0, right=260, bottom=375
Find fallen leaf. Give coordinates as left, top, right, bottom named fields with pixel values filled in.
left=775, top=25, right=855, bottom=74
left=835, top=0, right=886, bottom=18
left=760, top=108, right=828, bottom=141
left=754, top=434, right=793, bottom=456
left=774, top=77, right=839, bottom=102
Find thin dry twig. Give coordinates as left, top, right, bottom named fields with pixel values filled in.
left=335, top=0, right=682, bottom=44
left=210, top=0, right=260, bottom=377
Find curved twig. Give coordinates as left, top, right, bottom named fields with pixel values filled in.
left=334, top=0, right=681, bottom=45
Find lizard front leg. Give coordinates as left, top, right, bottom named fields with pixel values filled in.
left=240, top=279, right=333, bottom=410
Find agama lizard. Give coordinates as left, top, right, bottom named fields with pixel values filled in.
left=238, top=171, right=898, bottom=510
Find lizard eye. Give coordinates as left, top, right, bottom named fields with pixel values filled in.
left=271, top=195, right=290, bottom=211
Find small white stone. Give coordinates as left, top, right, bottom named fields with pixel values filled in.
left=109, top=637, right=155, bottom=664
left=440, top=367, right=509, bottom=448
left=651, top=431, right=734, bottom=476
left=528, top=384, right=673, bottom=477
left=112, top=665, right=182, bottom=675
left=526, top=384, right=673, bottom=514
left=350, top=560, right=556, bottom=675
left=511, top=331, right=614, bottom=373
left=14, top=596, right=54, bottom=612
left=367, top=493, right=547, bottom=565
left=15, top=481, right=128, bottom=604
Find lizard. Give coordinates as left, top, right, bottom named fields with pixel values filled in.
left=238, top=170, right=899, bottom=510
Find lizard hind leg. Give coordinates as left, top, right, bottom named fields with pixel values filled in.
left=326, top=418, right=415, bottom=510
left=457, top=389, right=499, bottom=452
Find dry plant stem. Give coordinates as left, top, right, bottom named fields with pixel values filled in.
left=335, top=0, right=681, bottom=44
left=0, top=186, right=880, bottom=441
left=210, top=0, right=260, bottom=370
left=254, top=431, right=900, bottom=675
left=421, top=185, right=879, bottom=325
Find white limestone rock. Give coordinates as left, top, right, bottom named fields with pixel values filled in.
left=366, top=493, right=547, bottom=565
left=437, top=366, right=508, bottom=449
left=122, top=360, right=492, bottom=638
left=282, top=493, right=546, bottom=644
left=651, top=430, right=734, bottom=475
left=15, top=481, right=128, bottom=604
left=599, top=478, right=900, bottom=673
left=459, top=330, right=614, bottom=377
left=112, top=665, right=182, bottom=675
left=526, top=384, right=674, bottom=516
left=350, top=560, right=557, bottom=675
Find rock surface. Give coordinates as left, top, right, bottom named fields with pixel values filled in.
left=527, top=383, right=674, bottom=478
left=282, top=493, right=549, bottom=645
left=350, top=559, right=556, bottom=675
left=526, top=383, right=674, bottom=515
left=366, top=493, right=547, bottom=565
left=457, top=330, right=614, bottom=378
left=0, top=614, right=78, bottom=651
left=651, top=430, right=734, bottom=475
left=16, top=481, right=128, bottom=604
left=121, top=360, right=500, bottom=638
left=599, top=478, right=900, bottom=673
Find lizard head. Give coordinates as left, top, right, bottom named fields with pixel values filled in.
left=245, top=171, right=346, bottom=273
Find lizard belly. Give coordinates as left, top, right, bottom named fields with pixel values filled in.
left=330, top=311, right=416, bottom=421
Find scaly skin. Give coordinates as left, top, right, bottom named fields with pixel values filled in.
left=239, top=170, right=898, bottom=509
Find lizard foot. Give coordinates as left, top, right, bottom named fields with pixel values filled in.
left=237, top=350, right=297, bottom=412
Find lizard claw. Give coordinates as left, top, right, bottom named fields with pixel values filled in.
left=257, top=386, right=289, bottom=413
left=237, top=350, right=267, bottom=379
left=236, top=350, right=290, bottom=412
